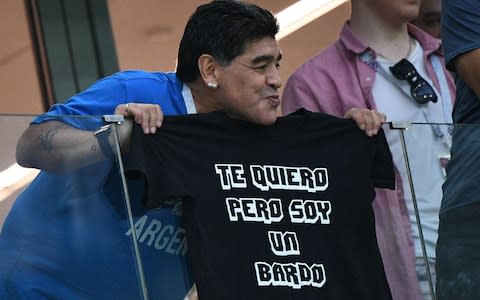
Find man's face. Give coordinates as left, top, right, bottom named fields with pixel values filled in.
left=214, top=37, right=282, bottom=126
left=365, top=0, right=420, bottom=24
left=412, top=0, right=441, bottom=38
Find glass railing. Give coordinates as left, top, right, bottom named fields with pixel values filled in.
left=0, top=114, right=188, bottom=300
left=380, top=121, right=480, bottom=300
left=0, top=114, right=477, bottom=300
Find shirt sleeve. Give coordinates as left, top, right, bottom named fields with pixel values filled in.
left=282, top=73, right=321, bottom=114
left=125, top=123, right=186, bottom=209
left=32, top=75, right=128, bottom=130
left=371, top=128, right=395, bottom=189
left=442, top=0, right=480, bottom=71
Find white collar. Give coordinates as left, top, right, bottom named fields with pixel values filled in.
left=182, top=83, right=197, bottom=114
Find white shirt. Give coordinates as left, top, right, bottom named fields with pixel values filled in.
left=373, top=40, right=451, bottom=258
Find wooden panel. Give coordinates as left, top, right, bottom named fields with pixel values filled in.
left=107, top=0, right=299, bottom=71
left=0, top=0, right=44, bottom=114
left=278, top=2, right=351, bottom=96
left=107, top=0, right=349, bottom=102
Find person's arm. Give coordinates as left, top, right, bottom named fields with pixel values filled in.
left=16, top=121, right=102, bottom=172
left=454, top=48, right=480, bottom=98
left=16, top=103, right=162, bottom=173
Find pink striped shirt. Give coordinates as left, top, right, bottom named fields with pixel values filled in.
left=282, top=23, right=455, bottom=300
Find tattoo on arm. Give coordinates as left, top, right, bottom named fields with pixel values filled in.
left=35, top=124, right=70, bottom=152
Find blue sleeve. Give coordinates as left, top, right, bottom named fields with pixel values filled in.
left=33, top=75, right=128, bottom=130
left=32, top=71, right=186, bottom=130
left=442, top=0, right=480, bottom=71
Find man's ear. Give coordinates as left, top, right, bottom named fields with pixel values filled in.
left=198, top=54, right=218, bottom=88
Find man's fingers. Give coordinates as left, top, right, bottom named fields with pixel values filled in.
left=156, top=104, right=164, bottom=127
left=344, top=108, right=386, bottom=136
left=115, top=103, right=164, bottom=134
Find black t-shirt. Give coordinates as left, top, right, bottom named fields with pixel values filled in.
left=127, top=109, right=395, bottom=300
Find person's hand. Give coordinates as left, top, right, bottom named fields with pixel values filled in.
left=344, top=108, right=386, bottom=137
left=114, top=102, right=164, bottom=134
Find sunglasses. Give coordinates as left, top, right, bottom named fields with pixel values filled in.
left=389, top=58, right=437, bottom=105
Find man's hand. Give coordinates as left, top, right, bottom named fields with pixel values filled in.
left=115, top=103, right=164, bottom=134
left=344, top=108, right=386, bottom=137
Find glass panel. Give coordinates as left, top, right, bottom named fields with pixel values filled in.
left=87, top=0, right=119, bottom=76
left=37, top=0, right=78, bottom=102
left=382, top=122, right=480, bottom=300
left=13, top=115, right=480, bottom=299
left=0, top=114, right=146, bottom=299
left=0, top=115, right=36, bottom=228
left=62, top=0, right=101, bottom=91
left=34, top=0, right=119, bottom=103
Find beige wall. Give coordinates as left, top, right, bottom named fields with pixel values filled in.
left=278, top=2, right=350, bottom=95
left=107, top=0, right=350, bottom=97
left=0, top=0, right=350, bottom=114
left=0, top=0, right=351, bottom=229
left=0, top=0, right=43, bottom=115
left=108, top=0, right=298, bottom=71
left=0, top=0, right=350, bottom=230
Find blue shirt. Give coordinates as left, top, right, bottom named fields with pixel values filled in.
left=441, top=0, right=480, bottom=213
left=0, top=71, right=194, bottom=299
